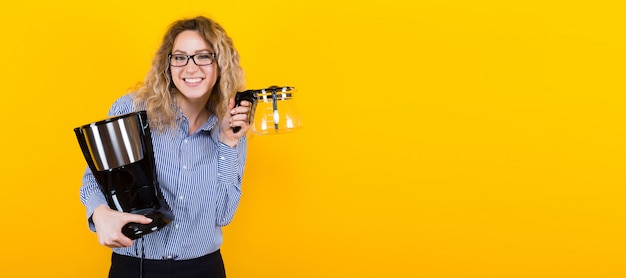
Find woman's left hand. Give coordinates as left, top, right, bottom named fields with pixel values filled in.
left=219, top=98, right=251, bottom=147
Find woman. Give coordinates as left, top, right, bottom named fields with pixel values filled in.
left=79, top=15, right=251, bottom=278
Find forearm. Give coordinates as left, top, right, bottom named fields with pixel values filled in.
left=79, top=168, right=109, bottom=231
left=215, top=138, right=246, bottom=226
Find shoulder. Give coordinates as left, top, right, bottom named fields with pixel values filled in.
left=107, top=93, right=137, bottom=117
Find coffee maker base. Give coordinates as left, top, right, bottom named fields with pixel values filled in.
left=122, top=210, right=172, bottom=240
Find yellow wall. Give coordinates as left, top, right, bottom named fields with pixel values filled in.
left=1, top=0, right=625, bottom=277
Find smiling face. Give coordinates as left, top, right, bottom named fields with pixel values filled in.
left=170, top=30, right=218, bottom=104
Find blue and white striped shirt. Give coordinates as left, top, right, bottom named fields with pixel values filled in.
left=79, top=94, right=247, bottom=260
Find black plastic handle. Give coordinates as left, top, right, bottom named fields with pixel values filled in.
left=232, top=90, right=257, bottom=133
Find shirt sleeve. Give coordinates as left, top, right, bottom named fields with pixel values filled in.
left=213, top=128, right=248, bottom=226
left=79, top=168, right=107, bottom=232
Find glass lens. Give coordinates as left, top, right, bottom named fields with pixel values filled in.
left=194, top=53, right=214, bottom=66
left=170, top=54, right=188, bottom=67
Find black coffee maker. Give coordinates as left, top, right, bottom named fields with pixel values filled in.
left=74, top=111, right=173, bottom=239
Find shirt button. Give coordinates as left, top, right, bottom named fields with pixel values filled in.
left=166, top=255, right=173, bottom=259
left=175, top=224, right=179, bottom=229
left=217, top=173, right=221, bottom=176
left=184, top=139, right=188, bottom=143
left=182, top=165, right=187, bottom=169
left=220, top=156, right=225, bottom=160
left=179, top=195, right=184, bottom=200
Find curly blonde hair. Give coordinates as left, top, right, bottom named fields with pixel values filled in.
left=133, top=16, right=245, bottom=132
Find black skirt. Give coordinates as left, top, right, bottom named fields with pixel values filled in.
left=109, top=250, right=226, bottom=278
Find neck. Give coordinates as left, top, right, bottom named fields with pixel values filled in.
left=176, top=94, right=211, bottom=134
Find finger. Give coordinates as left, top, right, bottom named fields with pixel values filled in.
left=106, top=232, right=134, bottom=248
left=117, top=236, right=134, bottom=247
left=231, top=113, right=249, bottom=122
left=230, top=118, right=249, bottom=130
left=230, top=100, right=251, bottom=115
left=237, top=100, right=251, bottom=107
left=232, top=102, right=251, bottom=114
left=101, top=235, right=128, bottom=248
left=231, top=107, right=250, bottom=117
left=105, top=241, right=125, bottom=248
left=125, top=213, right=154, bottom=225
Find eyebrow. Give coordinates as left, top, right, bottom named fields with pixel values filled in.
left=171, top=49, right=214, bottom=54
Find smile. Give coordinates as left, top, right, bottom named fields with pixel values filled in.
left=184, top=78, right=203, bottom=83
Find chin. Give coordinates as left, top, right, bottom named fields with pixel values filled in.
left=181, top=89, right=211, bottom=99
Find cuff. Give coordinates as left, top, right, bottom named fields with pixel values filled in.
left=86, top=193, right=108, bottom=232
left=218, top=142, right=240, bottom=185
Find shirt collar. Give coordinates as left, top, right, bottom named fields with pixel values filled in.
left=175, top=108, right=219, bottom=133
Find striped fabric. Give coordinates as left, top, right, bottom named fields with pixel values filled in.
left=79, top=94, right=247, bottom=260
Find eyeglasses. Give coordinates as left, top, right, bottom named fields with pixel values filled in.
left=168, top=53, right=216, bottom=67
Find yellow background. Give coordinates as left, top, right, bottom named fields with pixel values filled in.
left=0, top=0, right=625, bottom=277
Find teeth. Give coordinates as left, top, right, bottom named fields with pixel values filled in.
left=184, top=78, right=202, bottom=83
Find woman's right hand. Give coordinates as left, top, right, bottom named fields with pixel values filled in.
left=92, top=205, right=153, bottom=248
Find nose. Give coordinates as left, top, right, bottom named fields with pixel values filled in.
left=184, top=60, right=200, bottom=72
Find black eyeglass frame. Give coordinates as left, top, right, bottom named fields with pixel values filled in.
left=168, top=53, right=216, bottom=67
